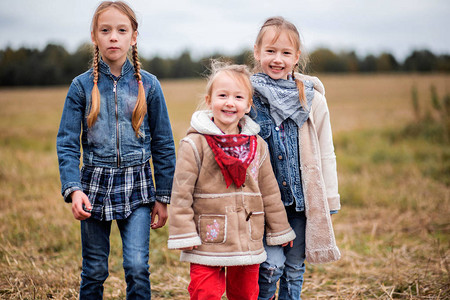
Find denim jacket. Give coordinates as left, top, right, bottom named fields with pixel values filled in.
left=250, top=77, right=339, bottom=213
left=57, top=59, right=176, bottom=201
left=249, top=95, right=310, bottom=212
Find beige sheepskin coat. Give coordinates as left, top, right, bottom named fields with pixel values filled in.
left=168, top=111, right=296, bottom=266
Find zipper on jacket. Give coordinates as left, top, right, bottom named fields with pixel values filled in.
left=113, top=78, right=121, bottom=167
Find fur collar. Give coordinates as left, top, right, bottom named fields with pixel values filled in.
left=189, top=110, right=260, bottom=136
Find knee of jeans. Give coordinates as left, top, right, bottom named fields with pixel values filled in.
left=82, top=262, right=109, bottom=281
left=259, top=262, right=284, bottom=281
left=123, top=256, right=149, bottom=276
left=284, top=262, right=306, bottom=278
left=260, top=260, right=284, bottom=272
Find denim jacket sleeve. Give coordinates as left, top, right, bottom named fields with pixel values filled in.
left=146, top=76, right=176, bottom=198
left=56, top=79, right=85, bottom=202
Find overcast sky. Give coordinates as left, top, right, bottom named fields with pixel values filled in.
left=1, top=0, right=449, bottom=61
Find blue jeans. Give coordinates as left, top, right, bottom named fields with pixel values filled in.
left=79, top=205, right=152, bottom=299
left=259, top=208, right=306, bottom=300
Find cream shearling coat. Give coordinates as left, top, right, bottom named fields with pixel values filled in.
left=168, top=111, right=296, bottom=266
left=295, top=73, right=341, bottom=264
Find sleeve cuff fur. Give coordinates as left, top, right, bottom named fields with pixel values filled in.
left=168, top=235, right=202, bottom=249
left=266, top=229, right=296, bottom=246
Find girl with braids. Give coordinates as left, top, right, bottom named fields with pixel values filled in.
left=56, top=1, right=175, bottom=298
left=250, top=16, right=341, bottom=299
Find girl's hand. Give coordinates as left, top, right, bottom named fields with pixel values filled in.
left=282, top=240, right=294, bottom=248
left=151, top=202, right=168, bottom=229
left=71, top=190, right=92, bottom=221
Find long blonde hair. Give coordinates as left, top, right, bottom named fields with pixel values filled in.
left=88, top=1, right=146, bottom=137
left=254, top=16, right=309, bottom=108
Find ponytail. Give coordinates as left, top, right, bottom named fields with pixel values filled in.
left=292, top=64, right=308, bottom=109
left=87, top=45, right=101, bottom=128
left=131, top=44, right=147, bottom=138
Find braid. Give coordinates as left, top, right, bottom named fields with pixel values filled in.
left=87, top=45, right=101, bottom=128
left=131, top=44, right=147, bottom=137
left=132, top=44, right=142, bottom=82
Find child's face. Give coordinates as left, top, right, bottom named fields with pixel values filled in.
left=254, top=27, right=300, bottom=80
left=91, top=7, right=137, bottom=68
left=206, top=72, right=251, bottom=135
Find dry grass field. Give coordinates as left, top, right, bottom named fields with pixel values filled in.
left=0, top=73, right=449, bottom=299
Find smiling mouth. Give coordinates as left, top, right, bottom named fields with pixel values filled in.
left=222, top=110, right=236, bottom=114
left=270, top=66, right=284, bottom=71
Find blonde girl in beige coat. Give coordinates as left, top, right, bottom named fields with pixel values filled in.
left=168, top=62, right=295, bottom=300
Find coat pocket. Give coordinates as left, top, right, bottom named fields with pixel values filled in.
left=198, top=215, right=227, bottom=244
left=248, top=211, right=264, bottom=241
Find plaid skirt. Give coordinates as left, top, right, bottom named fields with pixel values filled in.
left=81, top=161, right=155, bottom=221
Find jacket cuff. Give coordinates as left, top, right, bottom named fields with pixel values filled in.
left=168, top=235, right=202, bottom=249
left=63, top=186, right=82, bottom=203
left=266, top=229, right=296, bottom=246
left=327, top=194, right=341, bottom=211
left=155, top=195, right=170, bottom=204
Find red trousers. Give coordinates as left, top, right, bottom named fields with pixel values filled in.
left=188, top=263, right=260, bottom=300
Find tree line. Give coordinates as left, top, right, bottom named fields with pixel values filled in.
left=0, top=43, right=449, bottom=86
